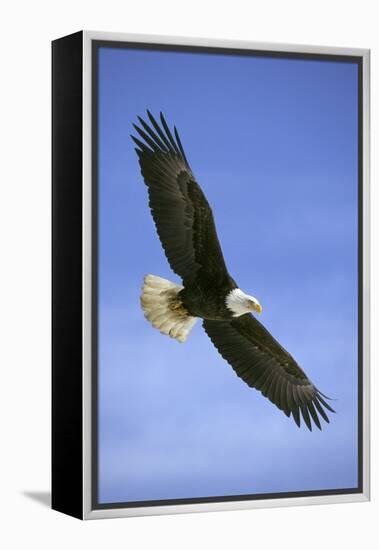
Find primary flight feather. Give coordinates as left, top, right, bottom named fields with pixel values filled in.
left=131, top=111, right=335, bottom=431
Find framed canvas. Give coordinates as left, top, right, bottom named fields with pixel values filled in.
left=52, top=30, right=370, bottom=520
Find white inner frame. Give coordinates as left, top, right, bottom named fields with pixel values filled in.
left=82, top=30, right=370, bottom=520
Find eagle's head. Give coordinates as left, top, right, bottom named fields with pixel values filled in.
left=226, top=288, right=262, bottom=317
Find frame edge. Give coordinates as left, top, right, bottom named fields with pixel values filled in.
left=52, top=30, right=84, bottom=520
left=81, top=30, right=370, bottom=520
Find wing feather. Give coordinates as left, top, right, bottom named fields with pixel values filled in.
left=313, top=397, right=330, bottom=423
left=137, top=116, right=169, bottom=152
left=281, top=381, right=291, bottom=416
left=307, top=401, right=322, bottom=430
left=159, top=112, right=182, bottom=157
left=132, top=112, right=229, bottom=285
left=260, top=369, right=277, bottom=397
left=203, top=314, right=334, bottom=430
left=292, top=405, right=301, bottom=428
left=300, top=403, right=312, bottom=431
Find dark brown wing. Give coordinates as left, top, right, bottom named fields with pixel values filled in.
left=203, top=314, right=335, bottom=430
left=132, top=111, right=229, bottom=286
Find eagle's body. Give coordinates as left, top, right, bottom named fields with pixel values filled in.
left=180, top=276, right=237, bottom=320
left=132, top=111, right=335, bottom=431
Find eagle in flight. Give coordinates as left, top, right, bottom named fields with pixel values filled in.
left=131, top=111, right=334, bottom=431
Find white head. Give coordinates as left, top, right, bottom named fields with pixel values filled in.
left=225, top=288, right=263, bottom=317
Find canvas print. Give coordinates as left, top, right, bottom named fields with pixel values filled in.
left=94, top=44, right=361, bottom=506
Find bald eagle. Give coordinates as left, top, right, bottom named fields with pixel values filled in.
left=131, top=111, right=334, bottom=431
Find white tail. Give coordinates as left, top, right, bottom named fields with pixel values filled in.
left=140, top=275, right=197, bottom=343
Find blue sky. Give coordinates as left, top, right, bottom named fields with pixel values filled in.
left=97, top=46, right=359, bottom=503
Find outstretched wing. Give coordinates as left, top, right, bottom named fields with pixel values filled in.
left=132, top=111, right=229, bottom=286
left=203, top=314, right=335, bottom=430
